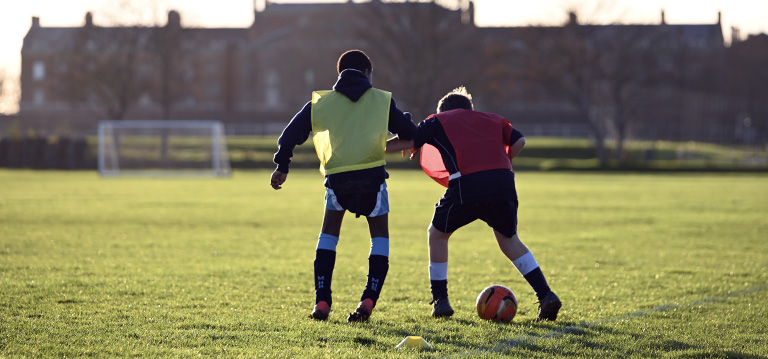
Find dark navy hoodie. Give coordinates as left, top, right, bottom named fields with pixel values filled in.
left=273, top=69, right=416, bottom=192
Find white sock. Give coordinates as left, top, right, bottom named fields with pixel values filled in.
left=512, top=251, right=539, bottom=276
left=429, top=262, right=448, bottom=281
left=369, top=237, right=389, bottom=257
left=316, top=233, right=339, bottom=252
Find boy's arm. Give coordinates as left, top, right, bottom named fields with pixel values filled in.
left=273, top=102, right=312, bottom=174
left=387, top=98, right=417, bottom=140
left=508, top=136, right=526, bottom=160
left=272, top=102, right=312, bottom=189
left=386, top=138, right=416, bottom=157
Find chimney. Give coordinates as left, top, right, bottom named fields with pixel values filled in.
left=462, top=0, right=475, bottom=25
left=167, top=10, right=181, bottom=28
left=567, top=11, right=578, bottom=26
left=31, top=16, right=40, bottom=28
left=717, top=11, right=721, bottom=25
left=85, top=12, right=93, bottom=28
left=731, top=26, right=740, bottom=44
left=660, top=10, right=666, bottom=25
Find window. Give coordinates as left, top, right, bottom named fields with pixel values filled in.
left=32, top=61, right=45, bottom=81
left=304, top=70, right=315, bottom=89
left=138, top=93, right=153, bottom=107
left=206, top=61, right=220, bottom=74
left=183, top=65, right=195, bottom=81
left=265, top=70, right=280, bottom=107
left=206, top=84, right=221, bottom=97
left=33, top=89, right=45, bottom=105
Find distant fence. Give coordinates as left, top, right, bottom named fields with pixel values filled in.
left=1, top=126, right=766, bottom=170
left=224, top=123, right=287, bottom=136
left=514, top=123, right=593, bottom=138
left=0, top=136, right=93, bottom=169
left=220, top=122, right=765, bottom=145
left=219, top=122, right=595, bottom=139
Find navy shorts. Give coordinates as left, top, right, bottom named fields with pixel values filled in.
left=325, top=182, right=389, bottom=218
left=431, top=198, right=518, bottom=237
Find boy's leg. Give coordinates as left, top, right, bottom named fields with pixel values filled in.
left=311, top=209, right=344, bottom=320
left=363, top=213, right=389, bottom=305
left=348, top=213, right=389, bottom=322
left=493, top=230, right=561, bottom=321
left=428, top=195, right=480, bottom=318
left=493, top=230, right=551, bottom=299
left=428, top=224, right=454, bottom=317
left=428, top=223, right=450, bottom=299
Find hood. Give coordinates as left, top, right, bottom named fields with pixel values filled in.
left=332, top=69, right=373, bottom=102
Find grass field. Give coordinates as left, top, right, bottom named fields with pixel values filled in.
left=1, top=168, right=767, bottom=358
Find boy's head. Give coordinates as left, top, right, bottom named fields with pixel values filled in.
left=437, top=86, right=474, bottom=113
left=337, top=49, right=372, bottom=77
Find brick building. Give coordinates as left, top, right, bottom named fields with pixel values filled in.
left=17, top=0, right=757, bottom=143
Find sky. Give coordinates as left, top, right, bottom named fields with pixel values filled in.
left=1, top=0, right=767, bottom=112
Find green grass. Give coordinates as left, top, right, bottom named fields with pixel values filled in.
left=1, top=169, right=767, bottom=358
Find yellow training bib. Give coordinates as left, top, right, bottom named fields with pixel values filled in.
left=311, top=88, right=391, bottom=175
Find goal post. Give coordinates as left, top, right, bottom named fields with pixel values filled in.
left=98, top=120, right=231, bottom=177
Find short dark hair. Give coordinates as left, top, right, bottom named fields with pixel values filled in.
left=437, top=86, right=474, bottom=113
left=337, top=49, right=372, bottom=75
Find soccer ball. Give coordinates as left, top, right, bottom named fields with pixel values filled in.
left=476, top=285, right=518, bottom=323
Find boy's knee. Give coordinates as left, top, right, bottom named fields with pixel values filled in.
left=428, top=224, right=450, bottom=241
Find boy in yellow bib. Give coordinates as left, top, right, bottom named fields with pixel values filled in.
left=271, top=50, right=416, bottom=322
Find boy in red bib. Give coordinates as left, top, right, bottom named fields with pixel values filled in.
left=387, top=87, right=561, bottom=321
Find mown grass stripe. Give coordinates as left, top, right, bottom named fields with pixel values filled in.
left=444, top=285, right=768, bottom=358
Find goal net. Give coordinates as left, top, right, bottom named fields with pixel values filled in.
left=98, top=120, right=231, bottom=177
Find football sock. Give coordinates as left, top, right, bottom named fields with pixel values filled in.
left=429, top=262, right=449, bottom=300
left=314, top=233, right=339, bottom=305
left=369, top=237, right=389, bottom=257
left=361, top=254, right=388, bottom=307
left=513, top=252, right=551, bottom=301
left=314, top=249, right=336, bottom=305
left=512, top=251, right=538, bottom=276
left=429, top=261, right=448, bottom=280
left=316, top=232, right=339, bottom=251
left=430, top=280, right=448, bottom=301
left=523, top=268, right=552, bottom=301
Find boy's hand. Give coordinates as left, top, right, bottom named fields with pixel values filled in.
left=402, top=147, right=417, bottom=160
left=270, top=170, right=287, bottom=190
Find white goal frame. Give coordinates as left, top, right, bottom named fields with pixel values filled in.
left=97, top=120, right=231, bottom=177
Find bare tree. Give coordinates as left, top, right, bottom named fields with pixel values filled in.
left=594, top=25, right=659, bottom=160
left=515, top=1, right=660, bottom=166
left=0, top=68, right=20, bottom=115
left=57, top=9, right=154, bottom=120
left=0, top=69, right=5, bottom=113
left=518, top=21, right=612, bottom=165
left=727, top=34, right=768, bottom=144
left=64, top=25, right=153, bottom=120
left=0, top=69, right=4, bottom=105
left=352, top=0, right=483, bottom=121
left=149, top=10, right=190, bottom=120
left=57, top=0, right=170, bottom=120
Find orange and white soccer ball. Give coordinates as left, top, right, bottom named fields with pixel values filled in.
left=476, top=285, right=518, bottom=323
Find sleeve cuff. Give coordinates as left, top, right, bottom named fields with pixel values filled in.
left=276, top=164, right=290, bottom=173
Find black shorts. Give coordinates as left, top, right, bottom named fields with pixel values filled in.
left=431, top=198, right=518, bottom=237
